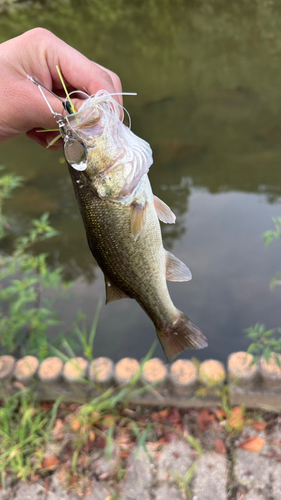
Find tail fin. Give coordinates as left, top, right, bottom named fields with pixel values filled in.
left=157, top=311, right=208, bottom=362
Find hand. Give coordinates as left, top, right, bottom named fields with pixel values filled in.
left=0, top=28, right=122, bottom=149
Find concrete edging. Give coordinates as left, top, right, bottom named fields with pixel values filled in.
left=0, top=351, right=280, bottom=408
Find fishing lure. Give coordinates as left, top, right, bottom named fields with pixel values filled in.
left=28, top=70, right=137, bottom=172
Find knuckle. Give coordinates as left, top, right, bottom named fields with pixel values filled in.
left=23, top=27, right=54, bottom=42
left=102, top=71, right=114, bottom=87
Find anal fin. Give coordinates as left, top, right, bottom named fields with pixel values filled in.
left=154, top=195, right=176, bottom=224
left=166, top=251, right=192, bottom=282
left=105, top=276, right=130, bottom=304
left=131, top=202, right=147, bottom=240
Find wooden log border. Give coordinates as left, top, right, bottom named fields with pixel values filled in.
left=0, top=351, right=280, bottom=408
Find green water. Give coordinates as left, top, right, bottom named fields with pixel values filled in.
left=0, top=0, right=281, bottom=362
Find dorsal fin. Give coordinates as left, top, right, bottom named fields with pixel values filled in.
left=104, top=276, right=130, bottom=304
left=131, top=202, right=147, bottom=240
left=166, top=251, right=192, bottom=282
left=153, top=195, right=176, bottom=224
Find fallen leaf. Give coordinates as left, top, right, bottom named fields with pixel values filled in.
left=238, top=436, right=265, bottom=452
left=41, top=456, right=60, bottom=470
left=197, top=408, right=215, bottom=432
left=89, top=430, right=96, bottom=442
left=29, top=474, right=40, bottom=483
left=82, top=439, right=95, bottom=453
left=215, top=409, right=226, bottom=420
left=116, top=429, right=131, bottom=447
left=52, top=418, right=65, bottom=440
left=252, top=421, right=267, bottom=431
left=151, top=412, right=161, bottom=422
left=71, top=418, right=82, bottom=432
left=69, top=403, right=79, bottom=411
left=123, top=408, right=135, bottom=418
left=168, top=408, right=181, bottom=425
left=13, top=381, right=25, bottom=391
left=40, top=402, right=53, bottom=409
left=146, top=442, right=161, bottom=452
left=119, top=450, right=130, bottom=459
left=146, top=436, right=166, bottom=452
left=99, top=472, right=110, bottom=480
left=228, top=407, right=244, bottom=430
left=215, top=438, right=226, bottom=455
left=158, top=408, right=170, bottom=420
left=96, top=436, right=106, bottom=449
left=151, top=408, right=170, bottom=422
left=34, top=474, right=41, bottom=481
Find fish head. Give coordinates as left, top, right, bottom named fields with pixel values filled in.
left=63, top=91, right=153, bottom=200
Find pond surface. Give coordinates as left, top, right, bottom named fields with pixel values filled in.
left=0, top=0, right=281, bottom=362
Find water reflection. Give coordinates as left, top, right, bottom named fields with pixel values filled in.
left=0, top=0, right=281, bottom=359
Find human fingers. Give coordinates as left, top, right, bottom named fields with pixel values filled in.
left=33, top=29, right=123, bottom=106
left=24, top=29, right=123, bottom=124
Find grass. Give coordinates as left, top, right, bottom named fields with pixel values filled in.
left=0, top=384, right=278, bottom=499
left=167, top=434, right=202, bottom=499
left=0, top=339, right=159, bottom=488
left=0, top=389, right=61, bottom=483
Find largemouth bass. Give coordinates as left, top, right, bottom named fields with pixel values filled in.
left=61, top=91, right=207, bottom=361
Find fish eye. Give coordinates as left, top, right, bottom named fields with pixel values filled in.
left=64, top=140, right=88, bottom=171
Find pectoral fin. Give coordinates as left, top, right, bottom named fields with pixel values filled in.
left=154, top=195, right=176, bottom=224
left=166, top=251, right=192, bottom=282
left=131, top=202, right=147, bottom=240
left=105, top=276, right=130, bottom=304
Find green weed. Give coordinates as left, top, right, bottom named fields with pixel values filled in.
left=0, top=389, right=60, bottom=481
left=0, top=168, right=73, bottom=358
left=169, top=435, right=202, bottom=499
left=246, top=216, right=281, bottom=363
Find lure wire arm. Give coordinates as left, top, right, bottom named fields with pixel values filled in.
left=27, top=75, right=69, bottom=118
